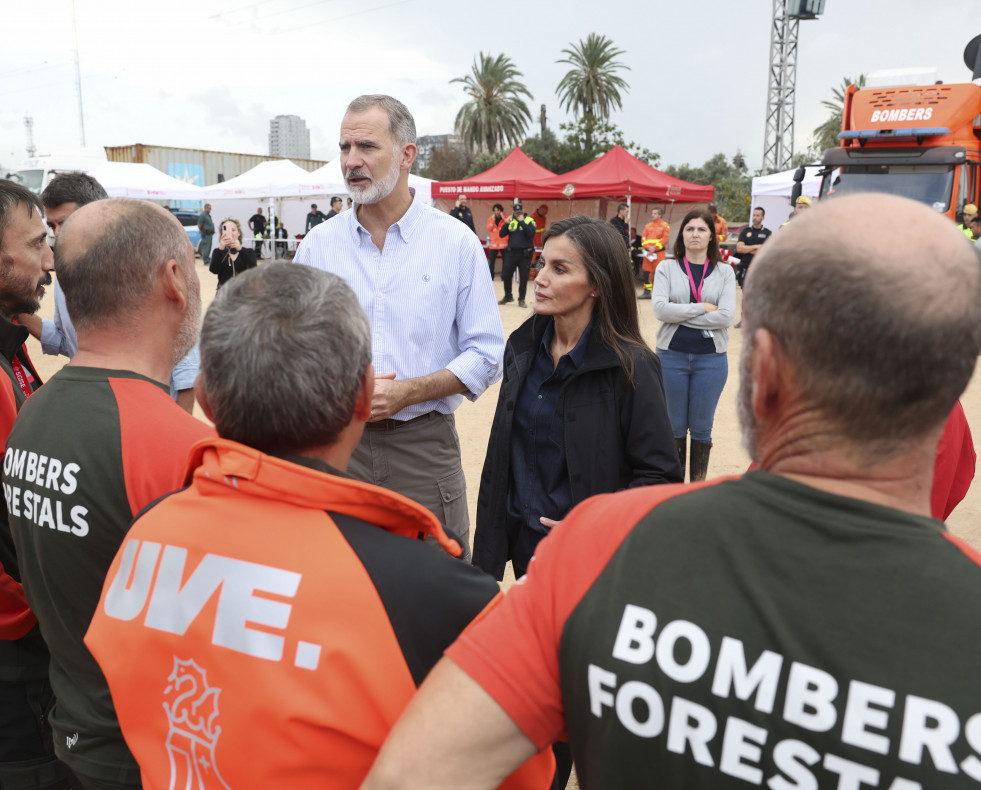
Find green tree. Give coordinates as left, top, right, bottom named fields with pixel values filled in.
left=666, top=152, right=751, bottom=222
left=556, top=34, right=631, bottom=122
left=466, top=149, right=509, bottom=178
left=520, top=118, right=659, bottom=174
left=812, top=75, right=866, bottom=154
left=421, top=140, right=473, bottom=181
left=451, top=52, right=533, bottom=154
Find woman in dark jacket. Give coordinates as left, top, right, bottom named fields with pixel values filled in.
left=209, top=218, right=257, bottom=291
left=473, top=215, right=681, bottom=582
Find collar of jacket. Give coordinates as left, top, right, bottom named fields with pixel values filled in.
left=182, top=437, right=463, bottom=557
left=0, top=316, right=28, bottom=365
left=510, top=314, right=622, bottom=376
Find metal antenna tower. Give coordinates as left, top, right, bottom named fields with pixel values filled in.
left=24, top=116, right=36, bottom=158
left=71, top=0, right=86, bottom=146
left=761, top=0, right=825, bottom=174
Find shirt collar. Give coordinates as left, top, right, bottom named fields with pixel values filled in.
left=352, top=187, right=420, bottom=245
left=540, top=318, right=593, bottom=369
left=0, top=316, right=28, bottom=364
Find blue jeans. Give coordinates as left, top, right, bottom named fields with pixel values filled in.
left=657, top=348, right=728, bottom=442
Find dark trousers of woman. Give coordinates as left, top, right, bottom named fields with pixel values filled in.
left=501, top=248, right=532, bottom=301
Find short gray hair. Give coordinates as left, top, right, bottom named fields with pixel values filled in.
left=743, top=194, right=981, bottom=455
left=199, top=263, right=372, bottom=454
left=55, top=198, right=188, bottom=331
left=346, top=94, right=416, bottom=147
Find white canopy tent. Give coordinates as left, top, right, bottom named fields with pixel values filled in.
left=87, top=162, right=205, bottom=201
left=202, top=159, right=328, bottom=199
left=750, top=168, right=823, bottom=232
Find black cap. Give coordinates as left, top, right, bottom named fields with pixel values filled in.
left=514, top=203, right=524, bottom=212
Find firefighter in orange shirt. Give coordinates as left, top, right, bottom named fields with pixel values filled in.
left=639, top=206, right=670, bottom=299
left=532, top=204, right=548, bottom=253
left=709, top=202, right=728, bottom=245
left=486, top=203, right=508, bottom=280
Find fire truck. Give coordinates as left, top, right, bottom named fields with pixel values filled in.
left=808, top=38, right=981, bottom=222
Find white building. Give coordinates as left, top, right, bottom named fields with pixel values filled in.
left=269, top=115, right=311, bottom=159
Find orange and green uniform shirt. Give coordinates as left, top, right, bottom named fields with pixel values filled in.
left=86, top=438, right=554, bottom=789
left=2, top=367, right=214, bottom=784
left=641, top=219, right=671, bottom=272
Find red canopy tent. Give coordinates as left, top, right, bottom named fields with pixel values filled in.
left=431, top=148, right=557, bottom=200
left=522, top=145, right=714, bottom=203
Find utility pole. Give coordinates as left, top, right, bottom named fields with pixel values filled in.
left=540, top=104, right=547, bottom=138
left=761, top=0, right=825, bottom=174
left=24, top=116, right=36, bottom=158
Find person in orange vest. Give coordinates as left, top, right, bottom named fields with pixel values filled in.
left=532, top=204, right=548, bottom=256
left=708, top=202, right=728, bottom=245
left=638, top=205, right=670, bottom=299
left=85, top=263, right=553, bottom=790
left=486, top=203, right=508, bottom=280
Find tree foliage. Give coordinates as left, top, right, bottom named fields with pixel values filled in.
left=556, top=34, right=631, bottom=122
left=422, top=140, right=474, bottom=182
left=516, top=118, right=660, bottom=173
left=666, top=152, right=751, bottom=222
left=812, top=75, right=866, bottom=155
left=451, top=52, right=533, bottom=154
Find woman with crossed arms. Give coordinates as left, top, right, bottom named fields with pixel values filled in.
left=652, top=208, right=736, bottom=482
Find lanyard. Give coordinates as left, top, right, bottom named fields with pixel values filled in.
left=10, top=355, right=34, bottom=399
left=682, top=257, right=709, bottom=302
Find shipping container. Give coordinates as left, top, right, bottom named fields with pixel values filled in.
left=104, top=144, right=328, bottom=190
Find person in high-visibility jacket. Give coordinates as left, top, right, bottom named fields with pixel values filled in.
left=639, top=206, right=670, bottom=299
left=486, top=203, right=508, bottom=280
left=958, top=203, right=978, bottom=238
left=498, top=203, right=537, bottom=307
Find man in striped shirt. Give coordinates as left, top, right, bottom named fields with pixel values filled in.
left=294, top=94, right=504, bottom=562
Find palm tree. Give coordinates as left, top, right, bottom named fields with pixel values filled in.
left=451, top=53, right=533, bottom=154
left=813, top=75, right=867, bottom=153
left=556, top=34, right=631, bottom=121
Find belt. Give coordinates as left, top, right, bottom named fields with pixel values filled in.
left=363, top=410, right=438, bottom=432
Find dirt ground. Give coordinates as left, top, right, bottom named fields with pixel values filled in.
left=26, top=260, right=981, bottom=790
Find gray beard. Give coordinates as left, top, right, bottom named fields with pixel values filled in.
left=345, top=151, right=401, bottom=205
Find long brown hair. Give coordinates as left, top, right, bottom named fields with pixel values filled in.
left=672, top=208, right=721, bottom=265
left=542, top=215, right=653, bottom=386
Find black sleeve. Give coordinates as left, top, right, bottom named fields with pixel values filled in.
left=499, top=222, right=511, bottom=239
left=620, top=351, right=684, bottom=487
left=238, top=248, right=258, bottom=272
left=208, top=249, right=226, bottom=276
left=332, top=513, right=498, bottom=686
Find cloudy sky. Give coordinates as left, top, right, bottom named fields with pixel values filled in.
left=0, top=0, right=973, bottom=175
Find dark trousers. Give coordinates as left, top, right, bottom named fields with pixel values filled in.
left=502, top=248, right=532, bottom=300
left=487, top=248, right=503, bottom=280
left=254, top=239, right=264, bottom=258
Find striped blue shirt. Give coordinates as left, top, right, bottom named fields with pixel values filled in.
left=294, top=195, right=504, bottom=420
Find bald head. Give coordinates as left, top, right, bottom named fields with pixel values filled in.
left=742, top=193, right=981, bottom=457
left=56, top=199, right=193, bottom=331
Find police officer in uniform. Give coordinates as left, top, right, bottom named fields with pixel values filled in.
left=498, top=203, right=537, bottom=307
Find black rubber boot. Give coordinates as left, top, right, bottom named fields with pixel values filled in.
left=689, top=440, right=712, bottom=482
left=675, top=437, right=687, bottom=482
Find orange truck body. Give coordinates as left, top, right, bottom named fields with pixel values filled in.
left=820, top=82, right=981, bottom=222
